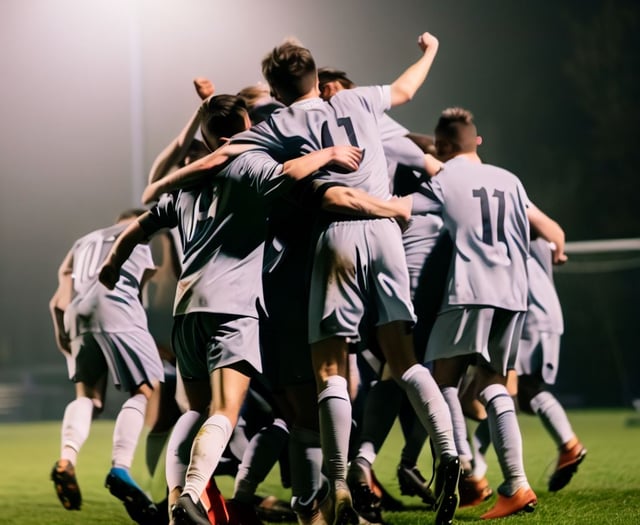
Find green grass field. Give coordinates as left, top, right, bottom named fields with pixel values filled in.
left=2, top=409, right=639, bottom=524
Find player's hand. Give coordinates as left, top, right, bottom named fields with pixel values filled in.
left=418, top=32, right=439, bottom=53
left=99, top=263, right=119, bottom=290
left=548, top=241, right=568, bottom=265
left=392, top=195, right=413, bottom=231
left=329, top=146, right=363, bottom=172
left=194, top=77, right=215, bottom=100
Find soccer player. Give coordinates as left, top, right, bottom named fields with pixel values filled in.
left=141, top=87, right=416, bottom=525
left=423, top=107, right=544, bottom=520
left=471, top=238, right=585, bottom=492
left=317, top=66, right=448, bottom=519
left=516, top=238, right=586, bottom=491
left=221, top=33, right=461, bottom=525
left=49, top=209, right=164, bottom=523
left=99, top=94, right=371, bottom=525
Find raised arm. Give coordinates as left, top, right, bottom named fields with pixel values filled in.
left=390, top=32, right=439, bottom=107
left=527, top=203, right=568, bottom=264
left=148, top=107, right=204, bottom=184
left=49, top=249, right=74, bottom=354
left=148, top=80, right=216, bottom=184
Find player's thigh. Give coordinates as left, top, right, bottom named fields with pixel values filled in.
left=71, top=333, right=109, bottom=389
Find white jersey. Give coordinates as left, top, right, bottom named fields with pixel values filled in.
left=423, top=156, right=530, bottom=312
left=65, top=223, right=154, bottom=337
left=145, top=150, right=286, bottom=317
left=233, top=86, right=416, bottom=342
left=234, top=86, right=392, bottom=199
left=525, top=238, right=564, bottom=334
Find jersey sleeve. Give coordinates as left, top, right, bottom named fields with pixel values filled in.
left=142, top=193, right=179, bottom=236
left=230, top=123, right=287, bottom=157
left=351, top=85, right=392, bottom=117
left=412, top=175, right=444, bottom=215
left=220, top=150, right=290, bottom=198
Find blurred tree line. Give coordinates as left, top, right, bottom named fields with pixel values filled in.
left=520, top=0, right=639, bottom=240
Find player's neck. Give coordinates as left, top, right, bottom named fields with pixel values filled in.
left=455, top=152, right=482, bottom=163
left=293, top=87, right=320, bottom=104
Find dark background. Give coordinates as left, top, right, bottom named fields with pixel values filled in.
left=0, top=0, right=638, bottom=420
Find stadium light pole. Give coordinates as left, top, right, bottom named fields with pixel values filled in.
left=128, top=0, right=145, bottom=207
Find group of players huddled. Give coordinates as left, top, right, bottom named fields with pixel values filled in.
left=48, top=30, right=587, bottom=525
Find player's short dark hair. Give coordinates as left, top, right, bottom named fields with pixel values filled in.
left=200, top=94, right=248, bottom=142
left=262, top=41, right=317, bottom=102
left=116, top=208, right=146, bottom=222
left=317, top=68, right=356, bottom=92
left=435, top=107, right=477, bottom=153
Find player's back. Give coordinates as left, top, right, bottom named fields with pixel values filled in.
left=157, top=154, right=276, bottom=317
left=431, top=157, right=530, bottom=311
left=238, top=86, right=392, bottom=200
left=67, top=223, right=153, bottom=335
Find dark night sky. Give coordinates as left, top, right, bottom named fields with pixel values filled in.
left=0, top=0, right=638, bottom=407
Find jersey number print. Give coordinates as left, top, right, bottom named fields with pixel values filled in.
left=321, top=117, right=360, bottom=147
left=75, top=237, right=108, bottom=283
left=472, top=187, right=506, bottom=245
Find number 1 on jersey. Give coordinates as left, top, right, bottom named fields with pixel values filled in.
left=472, top=187, right=506, bottom=245
left=321, top=117, right=360, bottom=147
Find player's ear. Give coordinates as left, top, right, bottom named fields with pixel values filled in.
left=476, top=135, right=483, bottom=146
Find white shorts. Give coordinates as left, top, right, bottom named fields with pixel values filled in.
left=308, top=218, right=416, bottom=344
left=515, top=329, right=561, bottom=385
left=425, top=307, right=525, bottom=376
left=69, top=328, right=164, bottom=391
left=172, top=312, right=262, bottom=381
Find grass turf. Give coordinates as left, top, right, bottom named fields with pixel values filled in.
left=1, top=409, right=639, bottom=524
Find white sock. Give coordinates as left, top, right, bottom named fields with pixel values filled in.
left=234, top=418, right=289, bottom=503
left=357, top=441, right=377, bottom=466
left=318, top=375, right=352, bottom=486
left=182, top=414, right=233, bottom=503
left=60, top=397, right=94, bottom=464
left=441, top=386, right=474, bottom=473
left=165, top=410, right=201, bottom=492
left=112, top=393, right=147, bottom=470
left=479, top=384, right=528, bottom=495
left=530, top=391, right=575, bottom=448
left=400, top=364, right=456, bottom=457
